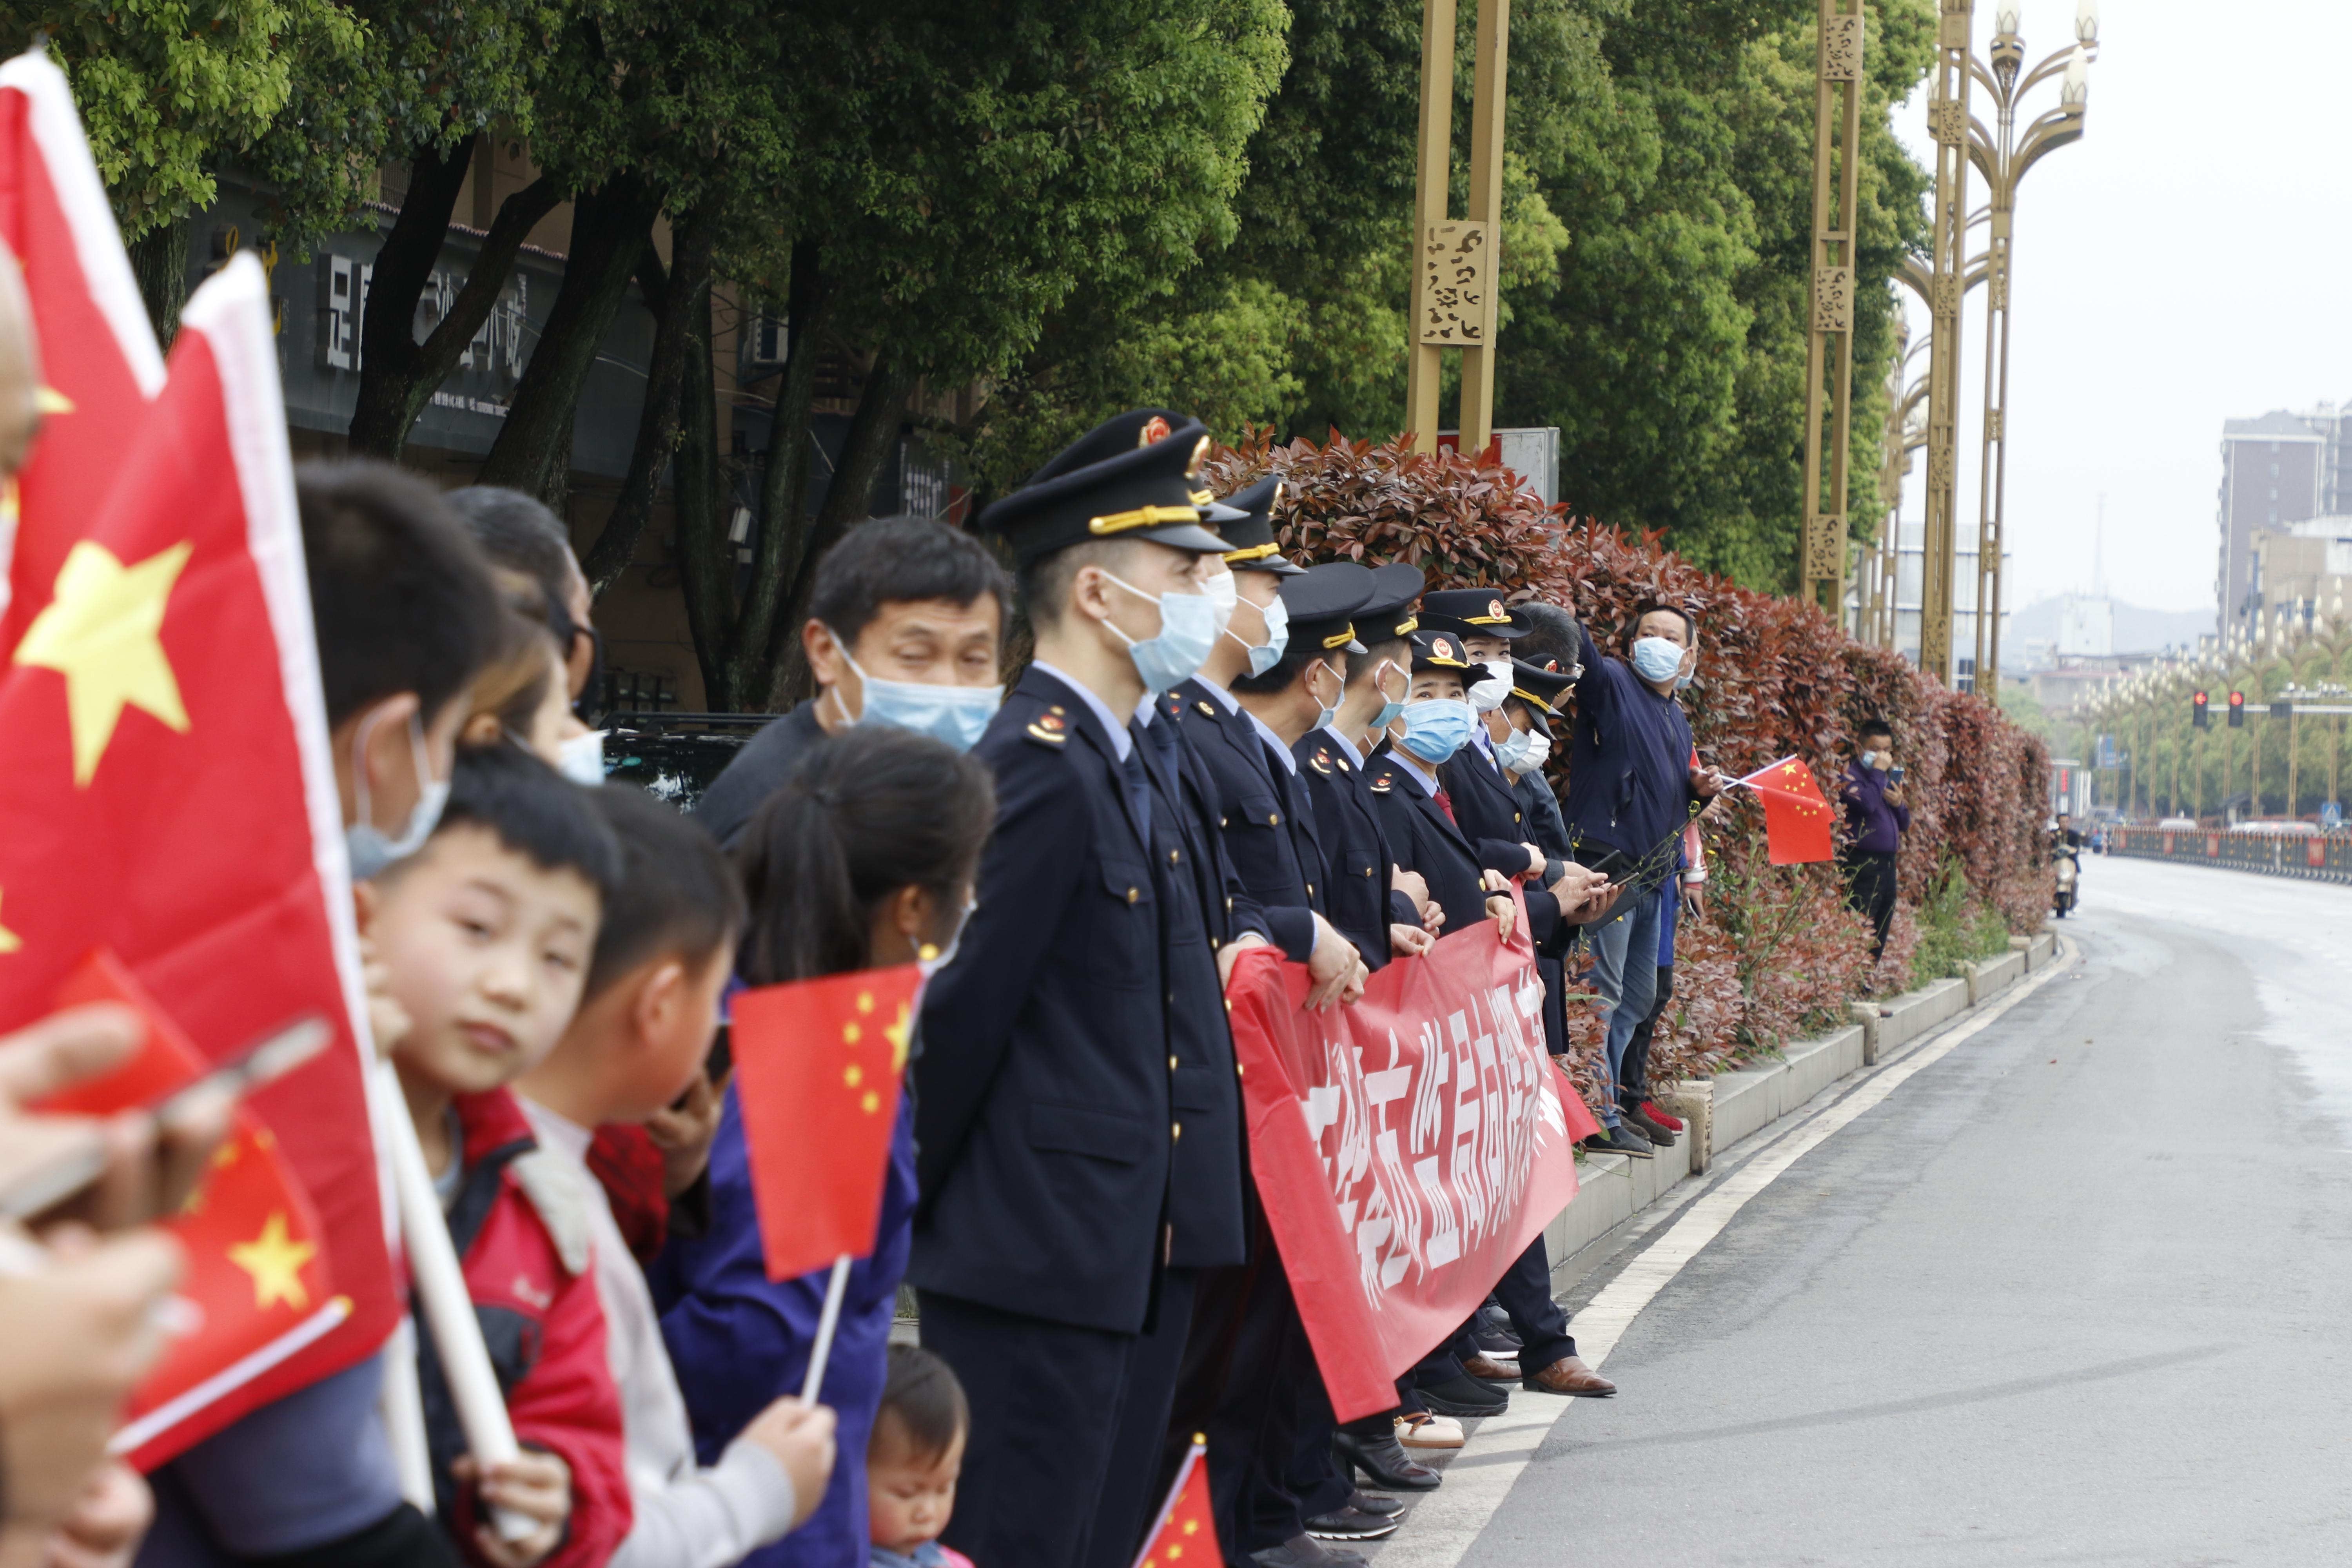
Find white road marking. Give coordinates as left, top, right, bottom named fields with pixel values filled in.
left=1371, top=940, right=2077, bottom=1568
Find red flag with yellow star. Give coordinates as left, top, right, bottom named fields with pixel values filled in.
left=41, top=953, right=338, bottom=1467
left=1738, top=755, right=1837, bottom=865
left=1132, top=1438, right=1222, bottom=1568
left=0, top=251, right=396, bottom=1466
left=731, top=964, right=921, bottom=1281
left=0, top=46, right=167, bottom=635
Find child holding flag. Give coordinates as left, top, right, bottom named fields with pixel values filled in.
left=653, top=725, right=993, bottom=1568
left=362, top=746, right=633, bottom=1568
left=517, top=783, right=838, bottom=1566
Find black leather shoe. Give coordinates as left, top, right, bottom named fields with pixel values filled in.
left=1350, top=1490, right=1406, bottom=1518
left=1331, top=1430, right=1441, bottom=1492
left=1477, top=1301, right=1521, bottom=1347
left=1417, top=1374, right=1508, bottom=1417
left=1304, top=1506, right=1399, bottom=1542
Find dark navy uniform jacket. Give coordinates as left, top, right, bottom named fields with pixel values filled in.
left=1131, top=705, right=1259, bottom=1271
left=1363, top=752, right=1498, bottom=936
left=1170, top=678, right=1320, bottom=962
left=913, top=666, right=1209, bottom=1333
left=1293, top=728, right=1419, bottom=970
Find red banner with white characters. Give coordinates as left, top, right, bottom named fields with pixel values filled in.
left=1225, top=892, right=1588, bottom=1421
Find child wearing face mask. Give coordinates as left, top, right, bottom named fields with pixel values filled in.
left=651, top=726, right=996, bottom=1568
left=866, top=1346, right=973, bottom=1568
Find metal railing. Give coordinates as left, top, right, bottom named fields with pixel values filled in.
left=2107, top=823, right=2352, bottom=886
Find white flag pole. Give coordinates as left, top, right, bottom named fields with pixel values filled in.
left=800, top=1255, right=854, bottom=1402
left=378, top=1316, right=435, bottom=1514
left=382, top=1070, right=535, bottom=1541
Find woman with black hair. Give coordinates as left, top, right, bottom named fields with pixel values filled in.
left=653, top=726, right=994, bottom=1568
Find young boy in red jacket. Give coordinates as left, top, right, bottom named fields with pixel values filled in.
left=363, top=742, right=633, bottom=1568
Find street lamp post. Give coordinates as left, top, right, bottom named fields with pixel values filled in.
left=1405, top=0, right=1510, bottom=456
left=1801, top=0, right=1867, bottom=615
left=1917, top=0, right=1974, bottom=686
left=1969, top=1, right=2096, bottom=696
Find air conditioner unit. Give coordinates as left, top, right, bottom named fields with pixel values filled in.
left=744, top=316, right=787, bottom=369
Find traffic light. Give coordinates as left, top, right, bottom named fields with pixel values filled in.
left=2193, top=690, right=2210, bottom=728
left=2228, top=690, right=2246, bottom=728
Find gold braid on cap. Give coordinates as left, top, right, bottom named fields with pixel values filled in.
left=1512, top=686, right=1561, bottom=711
left=1392, top=615, right=1419, bottom=636
left=1221, top=542, right=1281, bottom=563
left=1320, top=623, right=1356, bottom=650
left=1089, top=505, right=1212, bottom=536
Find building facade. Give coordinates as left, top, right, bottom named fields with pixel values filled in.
left=2217, top=408, right=2335, bottom=639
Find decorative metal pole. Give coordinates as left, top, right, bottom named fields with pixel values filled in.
left=1969, top=1, right=2095, bottom=694
left=1405, top=0, right=1508, bottom=456
left=1802, top=0, right=1867, bottom=614
left=1918, top=0, right=1975, bottom=684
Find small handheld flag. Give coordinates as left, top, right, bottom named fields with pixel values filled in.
left=731, top=963, right=922, bottom=1284
left=1132, top=1436, right=1221, bottom=1568
left=1733, top=756, right=1836, bottom=865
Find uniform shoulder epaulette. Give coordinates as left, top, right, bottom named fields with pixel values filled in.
left=1024, top=706, right=1071, bottom=747
left=1308, top=748, right=1334, bottom=777
left=1195, top=699, right=1216, bottom=717
left=1369, top=771, right=1393, bottom=795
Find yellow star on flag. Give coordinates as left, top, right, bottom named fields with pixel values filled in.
left=13, top=540, right=194, bottom=785
left=884, top=1002, right=912, bottom=1076
left=227, top=1210, right=316, bottom=1312
left=0, top=889, right=18, bottom=956
left=35, top=385, right=72, bottom=415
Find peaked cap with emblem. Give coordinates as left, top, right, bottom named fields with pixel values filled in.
left=1506, top=658, right=1577, bottom=730
left=1419, top=586, right=1529, bottom=640
left=1214, top=476, right=1305, bottom=576
left=1354, top=562, right=1428, bottom=647
left=980, top=409, right=1242, bottom=563
left=1408, top=628, right=1474, bottom=673
left=1278, top=561, right=1376, bottom=657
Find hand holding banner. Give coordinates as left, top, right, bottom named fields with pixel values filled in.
left=1224, top=892, right=1583, bottom=1421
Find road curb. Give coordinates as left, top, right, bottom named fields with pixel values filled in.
left=1542, top=926, right=2060, bottom=1299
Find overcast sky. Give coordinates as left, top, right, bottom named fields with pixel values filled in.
left=1884, top=0, right=2351, bottom=621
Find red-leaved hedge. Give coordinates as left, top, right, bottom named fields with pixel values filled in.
left=1208, top=431, right=2052, bottom=1096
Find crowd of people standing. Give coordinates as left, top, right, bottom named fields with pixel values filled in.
left=1, top=389, right=1768, bottom=1568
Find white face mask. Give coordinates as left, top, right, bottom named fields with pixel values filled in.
left=1468, top=659, right=1513, bottom=713
left=1522, top=726, right=1552, bottom=770
left=557, top=729, right=608, bottom=785
left=1201, top=565, right=1238, bottom=642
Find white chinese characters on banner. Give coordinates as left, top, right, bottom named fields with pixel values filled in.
left=1299, top=972, right=1569, bottom=1313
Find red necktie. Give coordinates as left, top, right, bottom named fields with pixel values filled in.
left=1433, top=787, right=1458, bottom=826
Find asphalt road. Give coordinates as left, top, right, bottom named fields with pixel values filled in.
left=1385, top=855, right=2352, bottom=1567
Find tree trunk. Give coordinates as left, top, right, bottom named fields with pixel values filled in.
left=720, top=242, right=836, bottom=704
left=349, top=138, right=560, bottom=460
left=758, top=358, right=915, bottom=706
left=672, top=285, right=737, bottom=708
left=128, top=223, right=188, bottom=349
left=581, top=202, right=718, bottom=595
left=478, top=173, right=666, bottom=506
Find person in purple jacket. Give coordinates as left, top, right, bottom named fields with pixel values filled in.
left=1838, top=717, right=1911, bottom=964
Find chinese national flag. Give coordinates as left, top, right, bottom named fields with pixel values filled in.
left=0, top=253, right=396, bottom=1466
left=732, top=964, right=920, bottom=1281
left=1132, top=1439, right=1222, bottom=1568
left=0, top=47, right=166, bottom=635
left=1739, top=756, right=1837, bottom=865
left=42, top=954, right=337, bottom=1464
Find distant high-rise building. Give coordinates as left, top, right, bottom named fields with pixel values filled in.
left=2218, top=407, right=2344, bottom=637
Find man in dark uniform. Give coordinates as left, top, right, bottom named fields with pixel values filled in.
left=914, top=412, right=1270, bottom=1568
left=1363, top=632, right=1619, bottom=1405
left=1293, top=563, right=1436, bottom=970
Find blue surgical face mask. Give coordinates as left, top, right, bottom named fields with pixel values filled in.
left=1368, top=659, right=1408, bottom=732
left=1105, top=572, right=1219, bottom=694
left=1226, top=588, right=1290, bottom=677
left=1398, top=697, right=1473, bottom=764
left=829, top=632, right=1003, bottom=753
left=347, top=708, right=449, bottom=880
left=1675, top=665, right=1695, bottom=691
left=1493, top=725, right=1535, bottom=772
left=1631, top=635, right=1686, bottom=684
left=1308, top=660, right=1343, bottom=730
